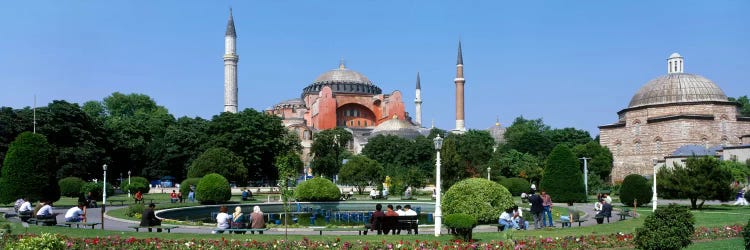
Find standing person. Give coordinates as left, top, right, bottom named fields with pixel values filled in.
left=213, top=206, right=231, bottom=234
left=250, top=206, right=266, bottom=234
left=177, top=191, right=184, bottom=203
left=140, top=203, right=162, bottom=232
left=541, top=190, right=554, bottom=227
left=64, top=203, right=86, bottom=222
left=366, top=204, right=385, bottom=234
left=170, top=190, right=178, bottom=203
left=733, top=189, right=749, bottom=206
left=528, top=191, right=544, bottom=229
left=188, top=188, right=195, bottom=203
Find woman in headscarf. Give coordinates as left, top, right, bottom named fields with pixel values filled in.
left=250, top=205, right=265, bottom=232
left=231, top=206, right=247, bottom=234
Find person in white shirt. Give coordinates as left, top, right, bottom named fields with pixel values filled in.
left=18, top=199, right=33, bottom=215
left=395, top=205, right=405, bottom=216
left=36, top=201, right=55, bottom=220
left=402, top=205, right=417, bottom=216
left=213, top=206, right=231, bottom=234
left=498, top=207, right=516, bottom=230
left=370, top=189, right=379, bottom=199
left=64, top=203, right=86, bottom=222
left=603, top=193, right=612, bottom=204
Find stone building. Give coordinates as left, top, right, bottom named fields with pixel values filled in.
left=599, top=53, right=750, bottom=182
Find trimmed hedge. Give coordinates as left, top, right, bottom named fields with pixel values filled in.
left=497, top=177, right=530, bottom=196
left=80, top=182, right=115, bottom=200
left=540, top=145, right=586, bottom=203
left=619, top=174, right=652, bottom=207
left=179, top=178, right=201, bottom=195
left=59, top=177, right=86, bottom=198
left=195, top=173, right=231, bottom=204
left=122, top=176, right=150, bottom=194
left=634, top=204, right=695, bottom=250
left=444, top=213, right=477, bottom=241
left=294, top=177, right=340, bottom=201
left=0, top=132, right=59, bottom=203
left=442, top=178, right=514, bottom=223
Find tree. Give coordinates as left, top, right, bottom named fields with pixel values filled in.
left=491, top=149, right=544, bottom=183
left=539, top=145, right=586, bottom=202
left=721, top=160, right=750, bottom=185
left=440, top=135, right=465, bottom=189
left=504, top=116, right=552, bottom=157
left=455, top=130, right=495, bottom=177
left=361, top=134, right=434, bottom=186
left=195, top=173, right=232, bottom=204
left=544, top=127, right=593, bottom=149
left=143, top=116, right=210, bottom=180
left=634, top=204, right=695, bottom=250
left=275, top=151, right=304, bottom=187
left=309, top=128, right=352, bottom=178
left=0, top=132, right=60, bottom=203
left=728, top=95, right=750, bottom=117
left=572, top=141, right=614, bottom=181
left=338, top=155, right=384, bottom=194
left=657, top=156, right=733, bottom=209
left=442, top=178, right=514, bottom=223
left=187, top=147, right=247, bottom=184
left=619, top=174, right=652, bottom=207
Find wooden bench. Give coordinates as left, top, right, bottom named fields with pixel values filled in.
left=557, top=220, right=571, bottom=228
left=27, top=218, right=58, bottom=226
left=108, top=200, right=126, bottom=206
left=128, top=225, right=178, bottom=233
left=215, top=228, right=268, bottom=234
left=313, top=227, right=368, bottom=235
left=495, top=224, right=506, bottom=231
left=63, top=222, right=101, bottom=229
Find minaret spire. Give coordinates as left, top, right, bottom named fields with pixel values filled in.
left=453, top=40, right=466, bottom=132
left=223, top=8, right=239, bottom=113
left=414, top=72, right=423, bottom=126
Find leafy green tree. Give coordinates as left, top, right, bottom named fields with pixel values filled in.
left=728, top=95, right=750, bottom=117
left=492, top=149, right=544, bottom=183
left=657, top=156, right=733, bottom=209
left=338, top=155, right=384, bottom=194
left=539, top=145, right=586, bottom=202
left=442, top=178, right=514, bottom=223
left=196, top=173, right=231, bottom=204
left=439, top=135, right=465, bottom=189
left=144, top=116, right=210, bottom=180
left=721, top=160, right=750, bottom=185
left=0, top=132, right=59, bottom=203
left=361, top=134, right=434, bottom=185
left=58, top=177, right=86, bottom=198
left=544, top=127, right=593, bottom=149
left=504, top=116, right=552, bottom=157
left=572, top=141, right=614, bottom=181
left=275, top=151, right=304, bottom=187
left=295, top=177, right=340, bottom=201
left=619, top=174, right=652, bottom=207
left=122, top=176, right=151, bottom=194
left=455, top=130, right=495, bottom=177
left=187, top=147, right=247, bottom=184
left=309, top=128, right=352, bottom=178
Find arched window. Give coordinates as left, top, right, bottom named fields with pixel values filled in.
left=634, top=140, right=641, bottom=154
left=654, top=137, right=663, bottom=154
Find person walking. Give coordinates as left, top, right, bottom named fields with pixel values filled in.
left=528, top=191, right=544, bottom=229
left=541, top=190, right=554, bottom=227
left=733, top=189, right=748, bottom=206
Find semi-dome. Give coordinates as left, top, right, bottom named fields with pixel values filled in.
left=302, top=62, right=382, bottom=97
left=370, top=115, right=421, bottom=139
left=627, top=53, right=728, bottom=108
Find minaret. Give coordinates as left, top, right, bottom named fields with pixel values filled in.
left=414, top=72, right=423, bottom=126
left=223, top=8, right=239, bottom=113
left=454, top=41, right=466, bottom=132
left=667, top=52, right=684, bottom=74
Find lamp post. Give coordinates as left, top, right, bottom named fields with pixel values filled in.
left=127, top=170, right=131, bottom=198
left=433, top=135, right=443, bottom=237
left=652, top=159, right=658, bottom=212
left=333, top=134, right=340, bottom=182
left=580, top=157, right=590, bottom=201
left=102, top=164, right=107, bottom=230
left=487, top=167, right=491, bottom=180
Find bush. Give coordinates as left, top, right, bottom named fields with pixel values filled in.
left=122, top=176, right=150, bottom=194
left=540, top=145, right=586, bottom=203
left=634, top=204, right=694, bottom=250
left=0, top=132, right=59, bottom=203
left=442, top=178, right=514, bottom=223
left=5, top=232, right=65, bottom=250
left=743, top=219, right=750, bottom=250
left=195, top=173, right=231, bottom=204
left=80, top=182, right=115, bottom=200
left=188, top=147, right=247, bottom=184
left=497, top=177, right=530, bottom=196
left=294, top=177, right=340, bottom=201
left=179, top=178, right=201, bottom=195
left=619, top=174, right=652, bottom=207
left=444, top=213, right=477, bottom=241
left=125, top=203, right=145, bottom=218
left=58, top=177, right=86, bottom=198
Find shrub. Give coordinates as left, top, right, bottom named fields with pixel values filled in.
left=442, top=178, right=514, bottom=223
left=58, top=177, right=86, bottom=198
left=188, top=147, right=247, bottom=184
left=125, top=203, right=145, bottom=218
left=122, top=176, right=150, bottom=194
left=196, top=173, right=231, bottom=204
left=80, top=182, right=115, bottom=200
left=294, top=177, right=340, bottom=201
left=497, top=177, right=530, bottom=196
left=634, top=204, right=694, bottom=250
left=0, top=132, right=59, bottom=203
left=444, top=213, right=477, bottom=241
left=619, top=174, right=652, bottom=207
left=743, top=219, right=750, bottom=250
left=5, top=232, right=65, bottom=250
left=540, top=145, right=586, bottom=203
left=179, top=178, right=202, bottom=195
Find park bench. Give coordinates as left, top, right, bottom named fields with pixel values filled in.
left=63, top=222, right=101, bottom=229
left=367, top=215, right=419, bottom=235
left=108, top=200, right=126, bottom=206
left=495, top=224, right=506, bottom=231
left=215, top=228, right=269, bottom=234
left=27, top=217, right=58, bottom=226
left=313, top=227, right=368, bottom=235
left=128, top=225, right=178, bottom=233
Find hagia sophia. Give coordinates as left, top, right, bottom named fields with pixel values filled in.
left=221, top=10, right=749, bottom=182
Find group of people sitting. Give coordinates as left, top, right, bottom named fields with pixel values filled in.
left=241, top=189, right=253, bottom=201
left=498, top=205, right=529, bottom=230
left=366, top=204, right=418, bottom=235
left=213, top=205, right=266, bottom=234
left=14, top=197, right=86, bottom=225
left=593, top=193, right=613, bottom=223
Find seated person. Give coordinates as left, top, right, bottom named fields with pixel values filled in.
left=404, top=186, right=412, bottom=199
left=249, top=206, right=266, bottom=234
left=35, top=200, right=57, bottom=225
left=213, top=206, right=231, bottom=234
left=241, top=189, right=249, bottom=201
left=86, top=192, right=97, bottom=208
left=498, top=207, right=517, bottom=230
left=593, top=198, right=603, bottom=211
left=230, top=206, right=246, bottom=234
left=512, top=205, right=528, bottom=230
left=432, top=189, right=436, bottom=200
left=595, top=200, right=612, bottom=223
left=559, top=202, right=574, bottom=224
left=134, top=191, right=143, bottom=204
left=13, top=198, right=25, bottom=213
left=365, top=204, right=385, bottom=234
left=170, top=190, right=178, bottom=203
left=64, top=203, right=86, bottom=222
left=140, top=203, right=162, bottom=232
left=18, top=198, right=33, bottom=217
left=370, top=189, right=379, bottom=199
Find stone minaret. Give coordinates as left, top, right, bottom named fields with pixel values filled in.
left=414, top=72, right=422, bottom=127
left=223, top=8, right=239, bottom=113
left=454, top=41, right=466, bottom=132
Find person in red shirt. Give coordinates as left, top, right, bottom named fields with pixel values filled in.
left=367, top=204, right=385, bottom=235
left=170, top=190, right=178, bottom=203
left=135, top=191, right=143, bottom=204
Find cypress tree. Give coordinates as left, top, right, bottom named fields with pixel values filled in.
left=0, top=132, right=60, bottom=203
left=539, top=144, right=586, bottom=202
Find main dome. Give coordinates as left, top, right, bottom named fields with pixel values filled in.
left=627, top=73, right=728, bottom=108
left=313, top=64, right=373, bottom=85
left=302, top=62, right=382, bottom=97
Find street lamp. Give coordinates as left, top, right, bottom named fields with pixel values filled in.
left=487, top=167, right=491, bottom=180
left=580, top=157, right=591, bottom=202
left=102, top=164, right=107, bottom=230
left=433, top=134, right=443, bottom=237
left=333, top=134, right=340, bottom=182
left=127, top=170, right=131, bottom=198
left=652, top=159, right=659, bottom=212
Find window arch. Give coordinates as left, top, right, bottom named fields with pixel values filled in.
left=632, top=120, right=642, bottom=136
left=654, top=137, right=663, bottom=154
left=633, top=139, right=641, bottom=154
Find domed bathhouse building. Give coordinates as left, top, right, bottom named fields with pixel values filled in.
left=599, top=53, right=750, bottom=181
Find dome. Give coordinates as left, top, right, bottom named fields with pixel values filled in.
left=313, top=64, right=373, bottom=85
left=370, top=115, right=421, bottom=139
left=487, top=121, right=506, bottom=144
left=669, top=52, right=682, bottom=59
left=628, top=73, right=728, bottom=108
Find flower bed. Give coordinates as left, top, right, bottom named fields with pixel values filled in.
left=1, top=225, right=743, bottom=250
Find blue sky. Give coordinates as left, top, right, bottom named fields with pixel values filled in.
left=1, top=1, right=748, bottom=136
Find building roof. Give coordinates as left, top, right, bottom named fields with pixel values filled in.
left=370, top=115, right=421, bottom=139
left=628, top=73, right=727, bottom=108
left=225, top=8, right=236, bottom=37
left=313, top=62, right=373, bottom=86
left=669, top=145, right=723, bottom=157
left=487, top=120, right=506, bottom=144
